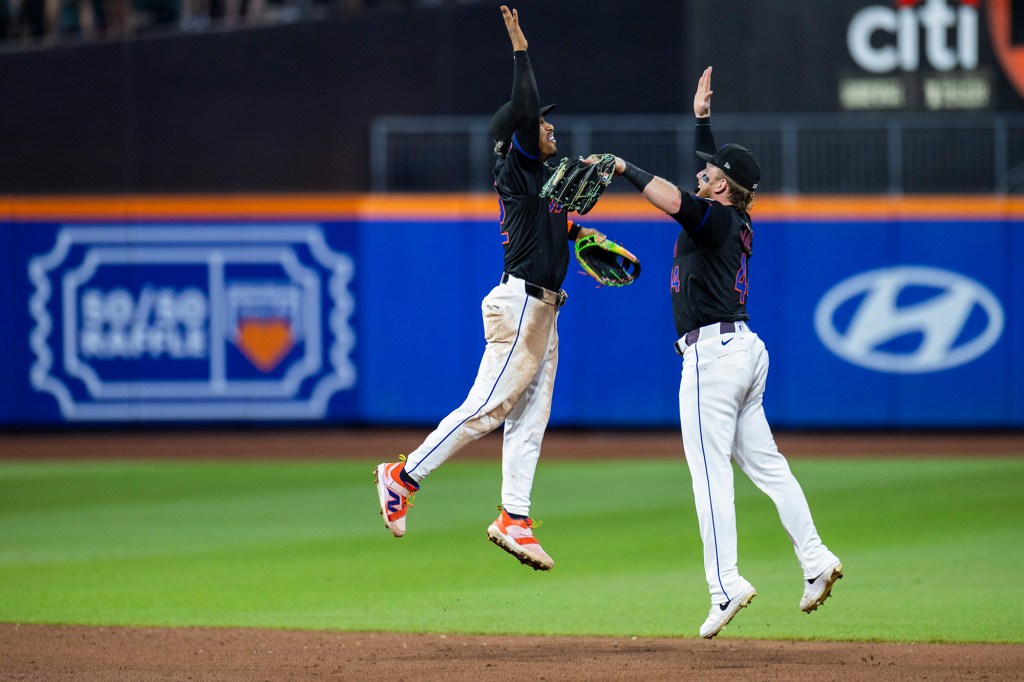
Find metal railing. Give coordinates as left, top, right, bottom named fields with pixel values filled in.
left=370, top=113, right=1024, bottom=194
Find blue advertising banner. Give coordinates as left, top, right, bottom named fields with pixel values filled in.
left=751, top=218, right=1018, bottom=427
left=7, top=223, right=358, bottom=423
left=358, top=212, right=1021, bottom=429
left=1, top=200, right=1020, bottom=428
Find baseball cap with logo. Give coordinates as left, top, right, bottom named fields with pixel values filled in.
left=696, top=143, right=761, bottom=192
left=490, top=101, right=557, bottom=144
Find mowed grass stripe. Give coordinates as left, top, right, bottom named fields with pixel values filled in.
left=0, top=458, right=1021, bottom=642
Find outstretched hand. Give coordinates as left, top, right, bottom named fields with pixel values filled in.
left=694, top=66, right=713, bottom=118
left=500, top=5, right=528, bottom=51
left=584, top=153, right=626, bottom=176
left=575, top=225, right=605, bottom=244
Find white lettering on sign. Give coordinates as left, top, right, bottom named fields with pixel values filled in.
left=79, top=287, right=208, bottom=359
left=847, top=0, right=979, bottom=74
left=29, top=226, right=356, bottom=421
left=922, top=74, right=991, bottom=109
left=839, top=77, right=908, bottom=108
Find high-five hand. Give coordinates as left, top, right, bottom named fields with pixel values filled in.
left=500, top=5, right=528, bottom=51
left=694, top=66, right=713, bottom=118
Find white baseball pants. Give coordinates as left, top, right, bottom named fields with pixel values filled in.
left=678, top=322, right=839, bottom=604
left=403, top=274, right=560, bottom=516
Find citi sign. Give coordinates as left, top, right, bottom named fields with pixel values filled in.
left=848, top=0, right=979, bottom=73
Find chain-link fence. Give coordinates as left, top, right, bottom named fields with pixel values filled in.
left=371, top=113, right=1024, bottom=194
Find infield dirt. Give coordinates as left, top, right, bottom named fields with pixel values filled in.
left=4, top=623, right=1024, bottom=681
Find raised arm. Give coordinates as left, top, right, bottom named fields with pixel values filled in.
left=616, top=157, right=684, bottom=214
left=501, top=5, right=541, bottom=158
left=693, top=66, right=716, bottom=172
left=579, top=66, right=728, bottom=221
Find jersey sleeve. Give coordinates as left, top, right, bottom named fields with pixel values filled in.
left=681, top=116, right=727, bottom=243
left=496, top=151, right=531, bottom=196
left=508, top=51, right=541, bottom=162
left=670, top=191, right=725, bottom=243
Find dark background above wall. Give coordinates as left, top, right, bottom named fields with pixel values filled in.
left=2, top=0, right=1021, bottom=193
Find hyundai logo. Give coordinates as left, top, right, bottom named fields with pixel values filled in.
left=814, top=266, right=1004, bottom=374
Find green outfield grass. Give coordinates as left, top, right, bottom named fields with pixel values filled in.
left=0, top=456, right=1021, bottom=643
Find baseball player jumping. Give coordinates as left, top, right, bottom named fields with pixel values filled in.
left=374, top=5, right=605, bottom=571
left=596, top=67, right=843, bottom=638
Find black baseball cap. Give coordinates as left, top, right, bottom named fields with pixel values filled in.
left=489, top=102, right=557, bottom=143
left=696, top=143, right=761, bottom=192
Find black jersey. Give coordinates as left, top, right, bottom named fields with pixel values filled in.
left=491, top=50, right=572, bottom=293
left=668, top=195, right=752, bottom=337
left=665, top=116, right=754, bottom=337
left=494, top=142, right=571, bottom=292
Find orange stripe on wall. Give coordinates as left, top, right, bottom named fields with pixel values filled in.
left=0, top=194, right=497, bottom=221
left=1, top=194, right=1022, bottom=221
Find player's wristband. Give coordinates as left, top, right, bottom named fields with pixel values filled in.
left=567, top=220, right=582, bottom=241
left=696, top=115, right=711, bottom=126
left=622, top=162, right=654, bottom=192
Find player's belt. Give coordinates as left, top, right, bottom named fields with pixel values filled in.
left=674, top=321, right=746, bottom=355
left=501, top=273, right=568, bottom=308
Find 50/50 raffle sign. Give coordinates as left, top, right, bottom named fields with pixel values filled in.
left=27, top=226, right=356, bottom=421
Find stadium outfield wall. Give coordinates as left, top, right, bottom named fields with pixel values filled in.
left=1, top=193, right=1021, bottom=429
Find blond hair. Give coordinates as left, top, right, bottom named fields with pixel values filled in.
left=724, top=176, right=755, bottom=213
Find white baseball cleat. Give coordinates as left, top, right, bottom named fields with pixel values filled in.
left=486, top=508, right=554, bottom=571
left=700, top=585, right=757, bottom=639
left=800, top=560, right=843, bottom=613
left=373, top=459, right=417, bottom=538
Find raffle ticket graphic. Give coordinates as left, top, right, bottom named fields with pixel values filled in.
left=29, top=226, right=356, bottom=420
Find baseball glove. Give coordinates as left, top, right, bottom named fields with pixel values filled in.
left=574, top=234, right=641, bottom=287
left=540, top=154, right=616, bottom=215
